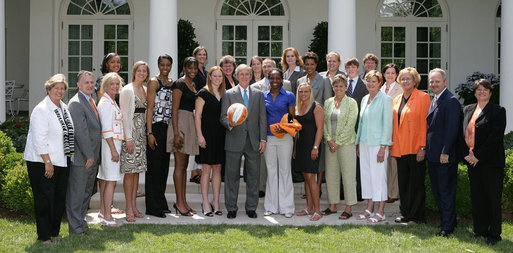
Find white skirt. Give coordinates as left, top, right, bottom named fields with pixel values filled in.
left=98, top=139, right=122, bottom=181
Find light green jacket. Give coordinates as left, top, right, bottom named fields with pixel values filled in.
left=355, top=91, right=393, bottom=146
left=323, top=96, right=358, bottom=146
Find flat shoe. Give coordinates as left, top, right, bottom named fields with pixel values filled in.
left=134, top=212, right=144, bottom=218
left=101, top=219, right=118, bottom=227
left=367, top=213, right=386, bottom=223
left=322, top=208, right=337, bottom=215
left=309, top=212, right=322, bottom=221
left=125, top=214, right=136, bottom=222
left=111, top=207, right=125, bottom=214
left=357, top=209, right=374, bottom=220
left=296, top=209, right=311, bottom=216
left=339, top=211, right=352, bottom=220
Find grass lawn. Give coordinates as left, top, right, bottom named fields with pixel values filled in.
left=1, top=218, right=512, bottom=252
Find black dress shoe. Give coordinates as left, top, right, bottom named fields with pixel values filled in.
left=246, top=210, right=257, bottom=218
left=227, top=211, right=237, bottom=219
left=486, top=237, right=500, bottom=245
left=162, top=209, right=172, bottom=214
left=146, top=211, right=166, bottom=218
left=436, top=230, right=453, bottom=237
left=259, top=191, right=265, bottom=198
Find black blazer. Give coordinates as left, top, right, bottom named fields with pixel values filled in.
left=462, top=102, right=506, bottom=168
left=288, top=70, right=307, bottom=95
left=224, top=75, right=238, bottom=90
left=349, top=76, right=368, bottom=112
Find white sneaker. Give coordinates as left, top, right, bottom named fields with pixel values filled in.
left=284, top=213, right=293, bottom=218
left=263, top=211, right=273, bottom=216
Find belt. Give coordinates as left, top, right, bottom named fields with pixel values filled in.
left=134, top=108, right=146, bottom=113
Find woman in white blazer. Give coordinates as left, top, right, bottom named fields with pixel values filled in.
left=97, top=73, right=125, bottom=226
left=24, top=74, right=74, bottom=244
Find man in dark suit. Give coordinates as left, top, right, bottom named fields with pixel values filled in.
left=220, top=64, right=267, bottom=219
left=344, top=57, right=369, bottom=201
left=67, top=70, right=102, bottom=234
left=426, top=68, right=462, bottom=237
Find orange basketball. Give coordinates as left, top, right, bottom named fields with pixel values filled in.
left=227, top=103, right=248, bottom=125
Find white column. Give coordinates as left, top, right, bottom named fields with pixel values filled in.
left=328, top=0, right=356, bottom=63
left=149, top=0, right=178, bottom=80
left=0, top=0, right=5, bottom=122
left=501, top=0, right=513, bottom=132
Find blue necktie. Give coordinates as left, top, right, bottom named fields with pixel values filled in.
left=346, top=79, right=354, bottom=97
left=243, top=89, right=249, bottom=108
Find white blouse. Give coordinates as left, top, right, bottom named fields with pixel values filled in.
left=98, top=94, right=125, bottom=141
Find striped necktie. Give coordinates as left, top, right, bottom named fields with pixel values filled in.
left=346, top=79, right=354, bottom=97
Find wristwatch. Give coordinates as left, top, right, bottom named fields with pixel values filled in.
left=420, top=146, right=426, bottom=151
left=313, top=146, right=319, bottom=150
left=146, top=132, right=153, bottom=137
left=45, top=160, right=51, bottom=164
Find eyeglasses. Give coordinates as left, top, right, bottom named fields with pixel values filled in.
left=400, top=77, right=412, bottom=82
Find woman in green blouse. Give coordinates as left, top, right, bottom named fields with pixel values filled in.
left=323, top=74, right=359, bottom=219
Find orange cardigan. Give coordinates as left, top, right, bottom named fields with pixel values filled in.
left=390, top=88, right=431, bottom=157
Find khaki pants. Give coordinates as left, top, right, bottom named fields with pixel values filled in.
left=325, top=144, right=357, bottom=206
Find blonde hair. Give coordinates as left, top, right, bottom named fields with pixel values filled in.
left=295, top=83, right=315, bottom=115
left=326, top=51, right=341, bottom=63
left=281, top=47, right=304, bottom=70
left=131, top=61, right=150, bottom=83
left=205, top=66, right=226, bottom=96
left=398, top=67, right=421, bottom=88
left=45, top=73, right=68, bottom=92
left=364, top=70, right=383, bottom=86
left=100, top=72, right=124, bottom=95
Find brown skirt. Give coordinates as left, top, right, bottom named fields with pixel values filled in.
left=166, top=109, right=199, bottom=155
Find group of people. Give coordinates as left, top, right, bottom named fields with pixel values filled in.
left=24, top=46, right=506, bottom=245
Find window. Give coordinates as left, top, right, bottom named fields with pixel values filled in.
left=217, top=0, right=288, bottom=66
left=67, top=0, right=130, bottom=15
left=378, top=0, right=447, bottom=90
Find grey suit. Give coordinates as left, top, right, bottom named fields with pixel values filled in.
left=220, top=85, right=267, bottom=212
left=319, top=70, right=346, bottom=79
left=297, top=73, right=333, bottom=105
left=66, top=91, right=101, bottom=234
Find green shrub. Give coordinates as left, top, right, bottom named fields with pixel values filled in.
left=178, top=19, right=200, bottom=70
left=504, top=149, right=513, bottom=209
left=0, top=120, right=29, bottom=152
left=425, top=163, right=472, bottom=216
left=308, top=21, right=328, bottom=72
left=504, top=131, right=513, bottom=150
left=0, top=157, right=33, bottom=214
left=454, top=72, right=500, bottom=105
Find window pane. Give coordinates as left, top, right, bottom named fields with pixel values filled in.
left=417, top=27, right=428, bottom=42
left=105, top=25, right=116, bottom=40
left=381, top=43, right=392, bottom=57
left=104, top=41, right=116, bottom=54
left=381, top=59, right=392, bottom=69
left=120, top=73, right=128, bottom=84
left=395, top=59, right=405, bottom=69
left=117, top=25, right=129, bottom=39
left=67, top=4, right=82, bottom=15
left=236, top=58, right=246, bottom=66
left=117, top=41, right=129, bottom=55
left=69, top=25, right=80, bottom=39
left=394, top=27, right=405, bottom=41
left=235, top=26, right=247, bottom=40
left=271, top=42, right=282, bottom=57
left=115, top=3, right=131, bottom=15
left=394, top=43, right=405, bottom=57
left=235, top=42, right=247, bottom=57
left=258, top=42, right=269, bottom=56
left=381, top=27, right=392, bottom=41
left=81, top=57, right=93, bottom=70
left=81, top=25, right=93, bottom=39
left=81, top=41, right=93, bottom=55
left=258, top=26, right=270, bottom=40
left=69, top=41, right=80, bottom=55
left=121, top=57, right=128, bottom=73
left=271, top=26, right=283, bottom=40
left=419, top=76, right=428, bottom=90
left=68, top=73, right=78, bottom=88
left=430, top=43, right=441, bottom=58
left=417, top=43, right=428, bottom=58
left=222, top=26, right=234, bottom=40
left=417, top=59, right=428, bottom=73
left=69, top=57, right=79, bottom=71
left=429, top=59, right=441, bottom=70
left=222, top=42, right=234, bottom=56
left=430, top=27, right=441, bottom=42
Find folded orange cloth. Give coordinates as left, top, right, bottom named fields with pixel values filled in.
left=270, top=113, right=302, bottom=138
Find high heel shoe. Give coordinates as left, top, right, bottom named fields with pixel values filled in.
left=173, top=203, right=193, bottom=216
left=202, top=204, right=213, bottom=217
left=212, top=203, right=222, bottom=216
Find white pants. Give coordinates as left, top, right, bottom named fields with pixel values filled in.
left=359, top=141, right=388, bottom=202
left=264, top=135, right=294, bottom=214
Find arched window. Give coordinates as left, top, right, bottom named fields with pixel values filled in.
left=377, top=0, right=447, bottom=90
left=217, top=0, right=289, bottom=66
left=61, top=0, right=133, bottom=100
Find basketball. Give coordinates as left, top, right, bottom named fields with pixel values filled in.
left=227, top=103, right=247, bottom=125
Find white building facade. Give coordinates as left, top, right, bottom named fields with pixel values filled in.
left=1, top=0, right=511, bottom=131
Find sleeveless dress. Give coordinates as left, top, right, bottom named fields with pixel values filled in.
left=195, top=88, right=225, bottom=165
left=293, top=103, right=321, bottom=173
left=120, top=94, right=147, bottom=173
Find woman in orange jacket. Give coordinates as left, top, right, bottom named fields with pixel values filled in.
left=390, top=67, right=431, bottom=225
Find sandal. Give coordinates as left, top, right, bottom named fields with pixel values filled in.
left=357, top=209, right=374, bottom=220
left=136, top=191, right=145, bottom=198
left=300, top=194, right=307, bottom=199
left=322, top=208, right=337, bottom=215
left=111, top=206, right=125, bottom=214
left=296, top=209, right=311, bottom=216
left=101, top=219, right=118, bottom=227
left=98, top=213, right=118, bottom=221
left=309, top=212, right=322, bottom=221
left=367, top=213, right=386, bottom=223
left=189, top=174, right=201, bottom=184
left=134, top=212, right=145, bottom=218
left=339, top=211, right=353, bottom=220
left=125, top=214, right=136, bottom=222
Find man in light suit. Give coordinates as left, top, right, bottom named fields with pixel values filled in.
left=344, top=57, right=369, bottom=201
left=251, top=58, right=290, bottom=198
left=67, top=70, right=101, bottom=234
left=221, top=64, right=267, bottom=219
left=426, top=68, right=462, bottom=237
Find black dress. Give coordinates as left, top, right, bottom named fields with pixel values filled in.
left=293, top=103, right=321, bottom=173
left=193, top=66, right=208, bottom=91
left=195, top=88, right=225, bottom=165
